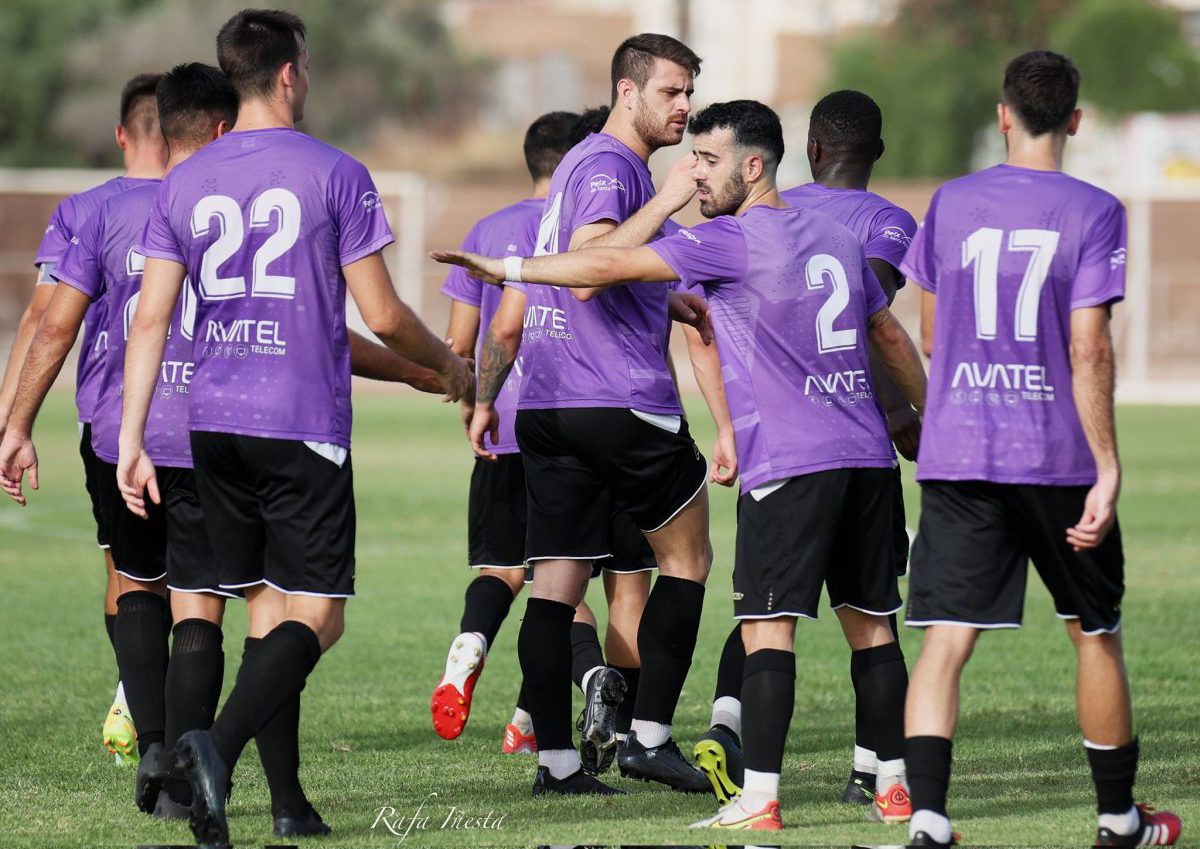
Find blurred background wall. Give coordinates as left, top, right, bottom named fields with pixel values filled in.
left=1, top=0, right=1198, bottom=398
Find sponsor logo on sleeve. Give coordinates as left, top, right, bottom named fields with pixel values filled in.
left=678, top=228, right=701, bottom=245
left=879, top=226, right=912, bottom=247
left=588, top=174, right=625, bottom=193
left=69, top=236, right=81, bottom=246
left=45, top=224, right=56, bottom=235
left=360, top=191, right=384, bottom=212
left=1110, top=247, right=1126, bottom=270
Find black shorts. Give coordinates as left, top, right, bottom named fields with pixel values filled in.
left=99, top=462, right=230, bottom=596
left=191, top=432, right=356, bottom=598
left=468, top=453, right=655, bottom=574
left=515, top=407, right=707, bottom=562
left=891, top=465, right=910, bottom=576
left=78, top=423, right=110, bottom=549
left=907, top=481, right=1124, bottom=634
left=733, top=467, right=900, bottom=620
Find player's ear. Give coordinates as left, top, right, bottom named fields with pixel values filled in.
left=745, top=152, right=763, bottom=183
left=997, top=102, right=1010, bottom=135
left=615, top=78, right=636, bottom=110
left=1066, top=108, right=1082, bottom=137
left=115, top=124, right=128, bottom=151
left=807, top=136, right=820, bottom=164
left=875, top=138, right=885, bottom=162
left=213, top=119, right=232, bottom=140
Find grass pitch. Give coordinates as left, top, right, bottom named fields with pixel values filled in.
left=0, top=390, right=1196, bottom=847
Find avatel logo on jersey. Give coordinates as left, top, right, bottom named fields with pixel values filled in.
left=588, top=174, right=625, bottom=193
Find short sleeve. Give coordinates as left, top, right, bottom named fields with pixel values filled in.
left=34, top=199, right=74, bottom=269
left=567, top=151, right=643, bottom=231
left=51, top=208, right=106, bottom=302
left=863, top=204, right=918, bottom=272
left=1071, top=199, right=1126, bottom=310
left=328, top=155, right=395, bottom=266
left=647, top=217, right=748, bottom=293
left=900, top=190, right=939, bottom=292
left=861, top=252, right=889, bottom=316
left=440, top=223, right=483, bottom=307
left=138, top=180, right=186, bottom=264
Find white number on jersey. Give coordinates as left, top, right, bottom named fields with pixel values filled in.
left=192, top=190, right=302, bottom=301
left=805, top=253, right=857, bottom=353
left=962, top=227, right=1060, bottom=342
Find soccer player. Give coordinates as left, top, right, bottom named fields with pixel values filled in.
left=900, top=51, right=1181, bottom=847
left=114, top=11, right=471, bottom=844
left=433, top=110, right=619, bottom=755
left=692, top=89, right=922, bottom=810
left=435, top=98, right=928, bottom=831
left=458, top=33, right=715, bottom=796
left=0, top=73, right=166, bottom=765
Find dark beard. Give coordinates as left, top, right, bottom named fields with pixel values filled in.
left=700, top=170, right=747, bottom=218
left=633, top=99, right=684, bottom=151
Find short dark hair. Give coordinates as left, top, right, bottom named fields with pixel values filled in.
left=1003, top=50, right=1080, bottom=136
left=688, top=100, right=784, bottom=170
left=216, top=9, right=307, bottom=100
left=156, top=63, right=239, bottom=151
left=809, top=90, right=882, bottom=159
left=119, top=73, right=163, bottom=138
left=610, top=33, right=701, bottom=104
left=569, top=106, right=610, bottom=147
left=523, top=111, right=578, bottom=180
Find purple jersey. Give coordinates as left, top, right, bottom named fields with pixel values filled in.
left=519, top=133, right=681, bottom=414
left=139, top=128, right=394, bottom=447
left=650, top=205, right=893, bottom=493
left=901, top=164, right=1127, bottom=485
left=780, top=183, right=916, bottom=278
left=441, top=197, right=541, bottom=454
left=35, top=176, right=159, bottom=423
left=55, top=181, right=195, bottom=468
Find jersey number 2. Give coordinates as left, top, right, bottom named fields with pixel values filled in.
left=192, top=189, right=301, bottom=301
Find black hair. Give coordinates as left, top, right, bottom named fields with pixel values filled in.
left=119, top=73, right=163, bottom=138
left=156, top=63, right=239, bottom=150
left=610, top=33, right=701, bottom=104
left=216, top=9, right=307, bottom=100
left=523, top=111, right=578, bottom=180
left=569, top=105, right=610, bottom=147
left=809, top=90, right=882, bottom=159
left=688, top=100, right=784, bottom=169
left=1003, top=50, right=1080, bottom=136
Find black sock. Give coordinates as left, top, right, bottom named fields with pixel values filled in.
left=1086, top=738, right=1139, bottom=815
left=243, top=637, right=309, bottom=817
left=715, top=624, right=745, bottom=702
left=517, top=598, right=575, bottom=751
left=114, top=591, right=169, bottom=754
left=570, top=622, right=605, bottom=690
left=611, top=665, right=639, bottom=734
left=740, top=649, right=795, bottom=774
left=632, top=576, right=705, bottom=724
left=105, top=612, right=117, bottom=654
left=164, top=619, right=224, bottom=803
left=851, top=642, right=907, bottom=762
left=906, top=735, right=953, bottom=816
left=853, top=667, right=871, bottom=759
left=515, top=679, right=529, bottom=713
left=209, top=621, right=321, bottom=770
left=459, top=575, right=514, bottom=649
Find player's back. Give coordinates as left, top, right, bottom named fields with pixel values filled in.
left=780, top=183, right=915, bottom=262
left=142, top=128, right=392, bottom=448
left=520, top=132, right=680, bottom=415
left=902, top=164, right=1126, bottom=484
left=656, top=205, right=894, bottom=491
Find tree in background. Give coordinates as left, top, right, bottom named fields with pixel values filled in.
left=828, top=0, right=1200, bottom=178
left=4, top=0, right=484, bottom=167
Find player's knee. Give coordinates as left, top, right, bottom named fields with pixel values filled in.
left=921, top=625, right=978, bottom=669
left=482, top=567, right=525, bottom=596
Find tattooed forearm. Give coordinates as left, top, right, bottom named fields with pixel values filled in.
left=477, top=327, right=517, bottom=405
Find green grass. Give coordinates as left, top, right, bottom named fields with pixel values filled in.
left=1, top=390, right=1197, bottom=847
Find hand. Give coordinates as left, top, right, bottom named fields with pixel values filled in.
left=116, top=446, right=160, bottom=520
left=887, top=404, right=922, bottom=462
left=657, top=151, right=699, bottom=211
left=468, top=404, right=501, bottom=461
left=438, top=351, right=475, bottom=403
left=430, top=251, right=506, bottom=286
left=1067, top=468, right=1119, bottom=552
left=668, top=291, right=713, bottom=345
left=0, top=430, right=38, bottom=506
left=711, top=430, right=738, bottom=486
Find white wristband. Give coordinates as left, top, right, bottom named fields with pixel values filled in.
left=503, top=255, right=523, bottom=283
